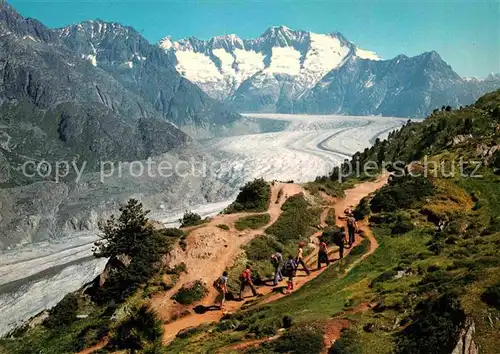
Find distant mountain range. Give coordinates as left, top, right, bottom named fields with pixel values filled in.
left=161, top=26, right=500, bottom=117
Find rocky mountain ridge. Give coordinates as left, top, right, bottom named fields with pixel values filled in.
left=161, top=26, right=499, bottom=116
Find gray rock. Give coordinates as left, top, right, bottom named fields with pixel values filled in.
left=452, top=318, right=478, bottom=354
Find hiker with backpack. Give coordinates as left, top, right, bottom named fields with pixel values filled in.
left=270, top=251, right=284, bottom=286
left=347, top=215, right=358, bottom=247
left=333, top=227, right=346, bottom=259
left=317, top=241, right=330, bottom=269
left=213, top=271, right=228, bottom=309
left=282, top=255, right=298, bottom=294
left=239, top=264, right=258, bottom=300
left=296, top=242, right=310, bottom=275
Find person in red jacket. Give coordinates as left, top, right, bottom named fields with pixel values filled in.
left=317, top=241, right=330, bottom=269
left=239, top=264, right=258, bottom=300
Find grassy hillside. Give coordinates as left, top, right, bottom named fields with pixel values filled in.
left=165, top=90, right=500, bottom=353
left=2, top=91, right=499, bottom=354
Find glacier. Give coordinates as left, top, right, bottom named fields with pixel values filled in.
left=0, top=114, right=407, bottom=337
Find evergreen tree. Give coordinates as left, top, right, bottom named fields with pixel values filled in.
left=94, top=199, right=152, bottom=260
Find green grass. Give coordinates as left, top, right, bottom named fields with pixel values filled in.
left=303, top=179, right=348, bottom=198
left=265, top=194, right=319, bottom=243
left=235, top=214, right=271, bottom=231
left=0, top=303, right=109, bottom=354
left=167, top=173, right=500, bottom=354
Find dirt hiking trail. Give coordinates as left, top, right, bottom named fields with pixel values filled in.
left=76, top=176, right=387, bottom=353
left=159, top=175, right=388, bottom=346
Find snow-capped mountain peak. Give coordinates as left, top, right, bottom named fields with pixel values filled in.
left=159, top=26, right=379, bottom=101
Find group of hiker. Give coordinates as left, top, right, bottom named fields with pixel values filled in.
left=212, top=207, right=359, bottom=310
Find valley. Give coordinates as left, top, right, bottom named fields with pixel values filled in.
left=0, top=114, right=406, bottom=337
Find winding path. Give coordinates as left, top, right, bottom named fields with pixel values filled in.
left=77, top=175, right=388, bottom=353
left=159, top=175, right=388, bottom=346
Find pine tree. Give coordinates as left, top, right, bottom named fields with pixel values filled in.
left=93, top=199, right=152, bottom=260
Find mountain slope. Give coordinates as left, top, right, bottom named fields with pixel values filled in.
left=162, top=26, right=499, bottom=117
left=0, top=2, right=235, bottom=250
left=163, top=91, right=500, bottom=353
left=0, top=2, right=191, bottom=165
left=160, top=26, right=378, bottom=111
left=55, top=20, right=242, bottom=131
left=294, top=52, right=500, bottom=117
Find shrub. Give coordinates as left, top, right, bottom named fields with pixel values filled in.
left=370, top=175, right=434, bottom=213
left=166, top=262, right=187, bottom=275
left=271, top=324, right=324, bottom=353
left=109, top=305, right=163, bottom=352
left=265, top=194, right=315, bottom=243
left=319, top=226, right=342, bottom=245
left=325, top=209, right=336, bottom=226
left=217, top=224, right=230, bottom=231
left=391, top=214, right=415, bottom=235
left=395, top=292, right=466, bottom=354
left=74, top=320, right=110, bottom=352
left=43, top=293, right=79, bottom=329
left=370, top=270, right=398, bottom=289
left=349, top=239, right=370, bottom=257
left=482, top=283, right=500, bottom=309
left=354, top=197, right=371, bottom=220
left=235, top=214, right=271, bottom=231
left=225, top=178, right=271, bottom=213
left=160, top=228, right=185, bottom=238
left=244, top=235, right=283, bottom=261
left=329, top=329, right=362, bottom=354
left=248, top=319, right=281, bottom=338
left=171, top=281, right=208, bottom=305
left=305, top=179, right=346, bottom=198
left=179, top=212, right=203, bottom=227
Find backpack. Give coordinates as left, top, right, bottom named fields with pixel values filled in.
left=271, top=252, right=282, bottom=267
left=283, top=260, right=296, bottom=277
left=213, top=276, right=225, bottom=290
left=240, top=270, right=250, bottom=282
left=333, top=231, right=345, bottom=247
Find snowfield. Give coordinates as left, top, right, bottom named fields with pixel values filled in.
left=0, top=114, right=407, bottom=337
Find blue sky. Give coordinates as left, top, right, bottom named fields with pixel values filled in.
left=10, top=0, right=500, bottom=77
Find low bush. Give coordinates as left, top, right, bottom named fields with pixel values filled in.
left=391, top=214, right=415, bottom=235
left=354, top=196, right=371, bottom=221
left=370, top=175, right=435, bottom=213
left=349, top=239, right=370, bottom=257
left=171, top=281, right=208, bottom=305
left=319, top=226, right=342, bottom=245
left=235, top=214, right=271, bottom=231
left=271, top=323, right=324, bottom=353
left=43, top=293, right=79, bottom=329
left=179, top=212, right=204, bottom=227
left=217, top=224, right=230, bottom=231
left=225, top=178, right=271, bottom=213
left=244, top=235, right=283, bottom=261
left=325, top=209, right=336, bottom=226
left=395, top=292, right=466, bottom=354
left=109, top=305, right=163, bottom=352
left=265, top=194, right=316, bottom=243
left=74, top=320, right=110, bottom=352
left=481, top=283, right=500, bottom=309
left=305, top=178, right=346, bottom=198
left=166, top=262, right=187, bottom=275
left=370, top=270, right=398, bottom=289
left=329, top=328, right=362, bottom=354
